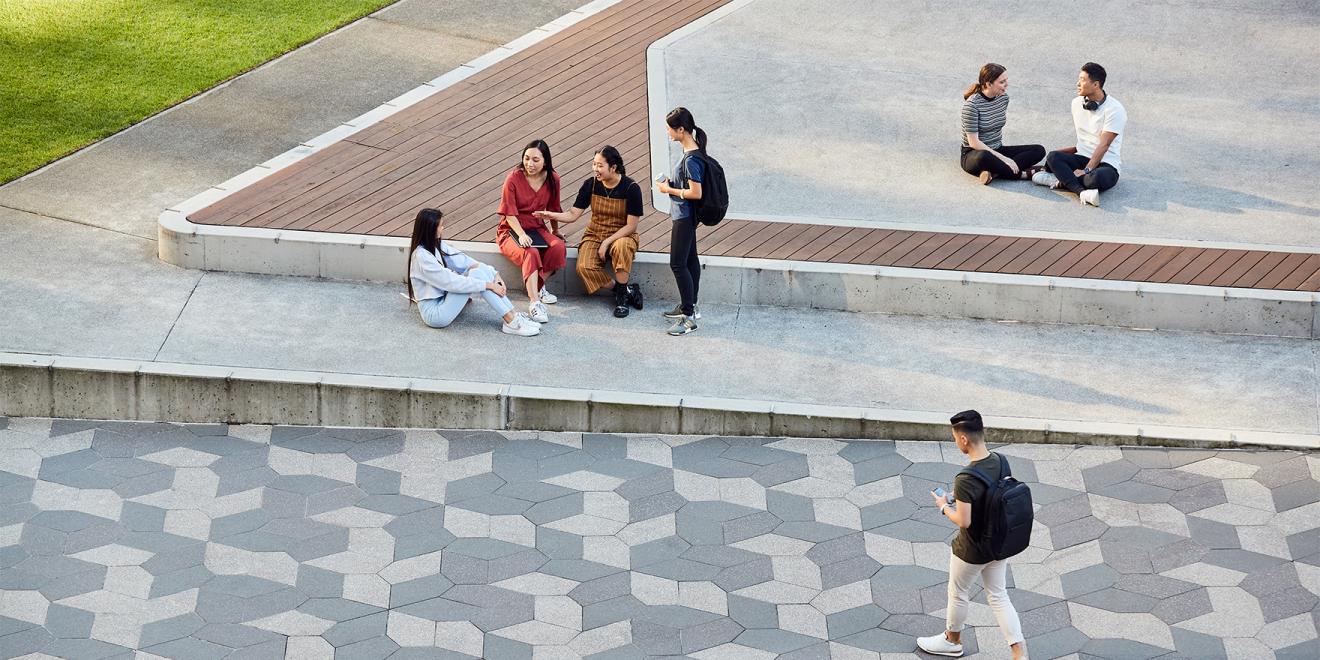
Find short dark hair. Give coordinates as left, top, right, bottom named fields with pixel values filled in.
left=1081, top=62, right=1107, bottom=88
left=950, top=409, right=984, bottom=435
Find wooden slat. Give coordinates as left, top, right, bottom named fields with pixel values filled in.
left=960, top=235, right=1020, bottom=271
left=976, top=237, right=1037, bottom=272
left=851, top=230, right=917, bottom=265
left=1082, top=242, right=1141, bottom=279
left=1148, top=249, right=1206, bottom=283
left=1166, top=249, right=1226, bottom=285
left=934, top=234, right=999, bottom=270
left=1068, top=243, right=1124, bottom=279
left=1231, top=252, right=1290, bottom=288
left=1251, top=253, right=1312, bottom=290
left=1187, top=251, right=1247, bottom=286
left=187, top=0, right=1315, bottom=294
left=1018, top=241, right=1080, bottom=276
left=1274, top=255, right=1320, bottom=291
left=894, top=233, right=959, bottom=268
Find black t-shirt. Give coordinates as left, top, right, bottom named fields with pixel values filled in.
left=572, top=176, right=644, bottom=217
left=951, top=452, right=1003, bottom=564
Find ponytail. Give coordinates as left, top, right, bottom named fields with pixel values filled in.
left=666, top=106, right=707, bottom=151
left=965, top=63, right=1006, bottom=100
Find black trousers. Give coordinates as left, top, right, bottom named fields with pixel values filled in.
left=961, top=144, right=1045, bottom=179
left=1044, top=151, right=1119, bottom=193
left=669, top=217, right=700, bottom=316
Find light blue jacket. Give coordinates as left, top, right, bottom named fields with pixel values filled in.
left=410, top=244, right=486, bottom=301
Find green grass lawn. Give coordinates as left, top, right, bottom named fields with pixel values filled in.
left=0, top=0, right=397, bottom=184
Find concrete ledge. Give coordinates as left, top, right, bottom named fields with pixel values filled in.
left=156, top=211, right=1320, bottom=337
left=3, top=352, right=1316, bottom=451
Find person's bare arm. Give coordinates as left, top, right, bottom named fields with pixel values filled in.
left=965, top=132, right=1020, bottom=175
left=1078, top=131, right=1118, bottom=174
left=535, top=207, right=585, bottom=225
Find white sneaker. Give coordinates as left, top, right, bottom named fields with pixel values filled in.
left=1080, top=188, right=1101, bottom=207
left=502, top=313, right=541, bottom=337
left=529, top=301, right=549, bottom=324
left=917, top=633, right=964, bottom=657
left=1031, top=171, right=1058, bottom=188
left=538, top=288, right=557, bottom=304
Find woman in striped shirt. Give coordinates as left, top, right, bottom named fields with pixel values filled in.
left=960, top=63, right=1044, bottom=185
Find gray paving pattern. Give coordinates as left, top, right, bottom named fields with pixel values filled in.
left=2, top=417, right=1317, bottom=658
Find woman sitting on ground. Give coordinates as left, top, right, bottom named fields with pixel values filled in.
left=408, top=208, right=541, bottom=336
left=497, top=139, right=567, bottom=325
left=960, top=63, right=1045, bottom=185
left=536, top=146, right=644, bottom=318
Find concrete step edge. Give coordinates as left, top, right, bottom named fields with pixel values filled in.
left=158, top=213, right=1320, bottom=339
left=4, top=351, right=1315, bottom=451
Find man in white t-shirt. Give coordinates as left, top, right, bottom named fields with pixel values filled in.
left=1032, top=62, right=1127, bottom=207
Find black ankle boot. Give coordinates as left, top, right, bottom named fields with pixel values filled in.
left=613, top=285, right=630, bottom=318
left=625, top=282, right=643, bottom=310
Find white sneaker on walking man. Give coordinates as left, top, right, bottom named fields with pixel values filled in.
left=916, top=410, right=1028, bottom=659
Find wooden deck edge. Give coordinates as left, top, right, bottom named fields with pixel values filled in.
left=157, top=212, right=1320, bottom=338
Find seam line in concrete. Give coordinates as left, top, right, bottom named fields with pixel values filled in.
left=152, top=274, right=204, bottom=361
left=364, top=15, right=508, bottom=47
left=1, top=204, right=154, bottom=243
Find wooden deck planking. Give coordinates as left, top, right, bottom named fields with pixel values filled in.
left=187, top=0, right=1318, bottom=292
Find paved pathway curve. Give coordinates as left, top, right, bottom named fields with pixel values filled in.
left=1, top=417, right=1316, bottom=658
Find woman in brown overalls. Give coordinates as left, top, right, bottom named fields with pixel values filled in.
left=536, top=146, right=644, bottom=317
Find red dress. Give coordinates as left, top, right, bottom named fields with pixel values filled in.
left=497, top=168, right=567, bottom=283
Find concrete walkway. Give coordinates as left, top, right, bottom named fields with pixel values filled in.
left=659, top=0, right=1320, bottom=248
left=4, top=205, right=1319, bottom=438
left=0, top=0, right=1316, bottom=442
left=0, top=0, right=581, bottom=240
left=0, top=417, right=1316, bottom=658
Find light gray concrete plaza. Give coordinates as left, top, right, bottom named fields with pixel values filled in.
left=658, top=0, right=1320, bottom=248
left=5, top=204, right=1320, bottom=437
left=2, top=0, right=1319, bottom=656
left=0, top=417, right=1317, bottom=658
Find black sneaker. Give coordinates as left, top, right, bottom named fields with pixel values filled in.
left=626, top=283, right=644, bottom=310
left=613, top=287, right=630, bottom=318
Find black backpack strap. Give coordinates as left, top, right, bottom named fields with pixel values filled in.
left=957, top=466, right=993, bottom=489
left=998, top=453, right=1011, bottom=478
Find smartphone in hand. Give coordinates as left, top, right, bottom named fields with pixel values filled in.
left=932, top=487, right=946, bottom=499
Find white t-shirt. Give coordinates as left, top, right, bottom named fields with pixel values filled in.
left=1071, top=94, right=1126, bottom=172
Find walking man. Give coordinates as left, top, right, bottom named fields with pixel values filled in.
left=917, top=410, right=1028, bottom=659
left=1033, top=62, right=1127, bottom=207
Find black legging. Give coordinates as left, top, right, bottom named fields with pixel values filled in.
left=1044, top=150, right=1119, bottom=193
left=669, top=217, right=700, bottom=316
left=961, top=144, right=1046, bottom=179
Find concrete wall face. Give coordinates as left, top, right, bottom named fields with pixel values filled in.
left=3, top=353, right=1314, bottom=451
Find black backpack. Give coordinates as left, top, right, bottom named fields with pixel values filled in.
left=959, top=454, right=1033, bottom=560
left=683, top=151, right=728, bottom=226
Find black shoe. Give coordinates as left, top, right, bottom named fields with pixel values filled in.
left=626, top=283, right=643, bottom=310
left=613, top=287, right=630, bottom=318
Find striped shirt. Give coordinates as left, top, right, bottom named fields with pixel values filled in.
left=960, top=92, right=1010, bottom=150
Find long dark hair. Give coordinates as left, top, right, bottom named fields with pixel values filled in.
left=964, top=63, right=1006, bottom=100
left=518, top=139, right=559, bottom=204
left=665, top=107, right=707, bottom=151
left=406, top=207, right=445, bottom=304
left=596, top=145, right=625, bottom=176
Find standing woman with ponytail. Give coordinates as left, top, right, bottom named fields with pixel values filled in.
left=960, top=63, right=1044, bottom=185
left=655, top=107, right=705, bottom=336
left=497, top=139, right=567, bottom=324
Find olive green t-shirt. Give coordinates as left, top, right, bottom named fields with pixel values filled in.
left=951, top=452, right=1002, bottom=564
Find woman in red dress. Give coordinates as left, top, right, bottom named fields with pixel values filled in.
left=497, top=139, right=568, bottom=324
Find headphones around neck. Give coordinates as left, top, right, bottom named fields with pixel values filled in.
left=1083, top=92, right=1107, bottom=111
